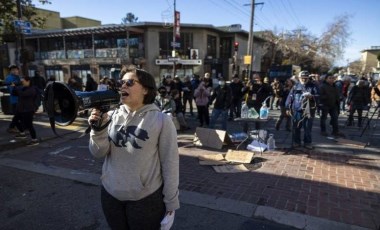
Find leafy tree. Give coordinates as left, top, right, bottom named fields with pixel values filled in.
left=0, top=0, right=51, bottom=43
left=121, top=13, right=138, bottom=24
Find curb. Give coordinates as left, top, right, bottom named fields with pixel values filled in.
left=0, top=158, right=371, bottom=230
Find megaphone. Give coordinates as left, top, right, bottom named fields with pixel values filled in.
left=43, top=82, right=120, bottom=133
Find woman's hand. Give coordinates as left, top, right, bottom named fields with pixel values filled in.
left=88, top=108, right=109, bottom=126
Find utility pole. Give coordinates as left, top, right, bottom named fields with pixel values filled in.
left=244, top=0, right=263, bottom=79
left=16, top=0, right=27, bottom=76
left=172, top=0, right=176, bottom=77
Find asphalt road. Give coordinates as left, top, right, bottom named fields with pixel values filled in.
left=0, top=141, right=297, bottom=230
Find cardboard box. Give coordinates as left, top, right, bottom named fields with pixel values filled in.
left=193, top=127, right=232, bottom=149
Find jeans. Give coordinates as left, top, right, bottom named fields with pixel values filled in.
left=320, top=106, right=339, bottom=134
left=293, top=112, right=314, bottom=145
left=229, top=98, right=242, bottom=118
left=101, top=186, right=166, bottom=230
left=210, top=108, right=228, bottom=130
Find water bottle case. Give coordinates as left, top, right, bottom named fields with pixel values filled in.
left=267, top=134, right=275, bottom=150
left=260, top=103, right=269, bottom=119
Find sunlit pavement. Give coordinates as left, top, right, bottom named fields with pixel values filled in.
left=0, top=106, right=379, bottom=229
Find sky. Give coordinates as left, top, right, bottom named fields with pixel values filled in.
left=36, top=0, right=380, bottom=66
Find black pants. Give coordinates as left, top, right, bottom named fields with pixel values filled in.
left=101, top=186, right=166, bottom=230
left=182, top=96, right=193, bottom=114
left=15, top=111, right=37, bottom=139
left=9, top=104, right=20, bottom=129
left=196, top=105, right=209, bottom=126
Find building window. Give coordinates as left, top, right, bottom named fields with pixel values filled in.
left=159, top=32, right=193, bottom=59
left=220, top=38, right=233, bottom=59
left=207, top=35, right=217, bottom=58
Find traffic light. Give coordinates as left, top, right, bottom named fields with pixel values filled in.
left=234, top=42, right=239, bottom=51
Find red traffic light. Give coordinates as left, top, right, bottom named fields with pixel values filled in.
left=234, top=42, right=239, bottom=51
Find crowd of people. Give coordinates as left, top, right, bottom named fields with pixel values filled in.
left=4, top=63, right=380, bottom=229
left=151, top=69, right=379, bottom=150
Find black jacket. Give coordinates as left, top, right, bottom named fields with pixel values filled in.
left=319, top=81, right=340, bottom=108
left=210, top=85, right=232, bottom=110
left=12, top=86, right=37, bottom=113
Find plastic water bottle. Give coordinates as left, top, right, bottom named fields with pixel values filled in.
left=260, top=103, right=269, bottom=119
left=241, top=102, right=249, bottom=118
left=267, top=134, right=275, bottom=151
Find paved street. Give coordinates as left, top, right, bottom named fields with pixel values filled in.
left=0, top=106, right=379, bottom=229
left=0, top=165, right=297, bottom=230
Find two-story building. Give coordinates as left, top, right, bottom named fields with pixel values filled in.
left=1, top=8, right=268, bottom=86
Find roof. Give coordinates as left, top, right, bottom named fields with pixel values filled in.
left=25, top=21, right=256, bottom=39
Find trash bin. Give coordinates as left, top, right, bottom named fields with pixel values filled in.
left=1, top=95, right=13, bottom=115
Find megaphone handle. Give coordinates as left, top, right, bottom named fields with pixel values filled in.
left=90, top=111, right=104, bottom=129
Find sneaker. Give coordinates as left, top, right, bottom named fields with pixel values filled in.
left=332, top=132, right=345, bottom=138
left=15, top=133, right=27, bottom=139
left=320, top=131, right=328, bottom=136
left=7, top=127, right=19, bottom=134
left=303, top=144, right=314, bottom=150
left=26, top=139, right=39, bottom=146
left=292, top=143, right=301, bottom=148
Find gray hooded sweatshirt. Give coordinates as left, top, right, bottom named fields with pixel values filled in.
left=89, top=104, right=180, bottom=211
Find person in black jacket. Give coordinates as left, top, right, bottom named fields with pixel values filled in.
left=229, top=75, right=244, bottom=120
left=31, top=70, right=46, bottom=112
left=275, top=78, right=294, bottom=131
left=242, top=74, right=272, bottom=130
left=12, top=76, right=39, bottom=146
left=209, top=78, right=232, bottom=130
left=347, top=80, right=371, bottom=127
left=319, top=75, right=344, bottom=137
left=182, top=76, right=194, bottom=116
left=85, top=74, right=98, bottom=92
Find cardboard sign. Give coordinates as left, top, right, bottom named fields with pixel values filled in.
left=212, top=164, right=249, bottom=173
left=198, top=154, right=225, bottom=161
left=225, top=150, right=254, bottom=163
left=193, top=127, right=232, bottom=149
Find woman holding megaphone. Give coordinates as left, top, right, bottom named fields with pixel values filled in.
left=88, top=65, right=179, bottom=230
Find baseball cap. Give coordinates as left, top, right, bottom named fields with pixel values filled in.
left=299, top=71, right=310, bottom=78
left=8, top=64, right=19, bottom=70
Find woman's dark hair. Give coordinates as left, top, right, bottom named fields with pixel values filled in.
left=124, top=65, right=157, bottom=104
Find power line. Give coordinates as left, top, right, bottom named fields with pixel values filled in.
left=285, top=0, right=302, bottom=27
left=207, top=0, right=250, bottom=24
left=280, top=0, right=300, bottom=28
left=266, top=0, right=291, bottom=29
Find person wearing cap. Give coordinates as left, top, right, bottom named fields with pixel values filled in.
left=5, top=65, right=21, bottom=133
left=11, top=76, right=39, bottom=146
left=285, top=71, right=319, bottom=149
left=154, top=86, right=176, bottom=114
left=88, top=65, right=179, bottom=229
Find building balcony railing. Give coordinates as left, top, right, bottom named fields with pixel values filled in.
left=35, top=48, right=144, bottom=61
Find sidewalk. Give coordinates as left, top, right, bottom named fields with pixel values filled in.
left=0, top=107, right=379, bottom=229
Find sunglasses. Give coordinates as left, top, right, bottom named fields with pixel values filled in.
left=120, top=79, right=140, bottom=87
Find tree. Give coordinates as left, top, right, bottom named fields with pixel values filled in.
left=261, top=14, right=352, bottom=74
left=121, top=13, right=138, bottom=24
left=0, top=0, right=51, bottom=43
